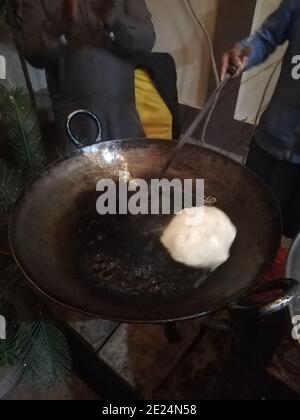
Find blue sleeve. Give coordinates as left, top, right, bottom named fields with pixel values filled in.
left=240, top=0, right=296, bottom=69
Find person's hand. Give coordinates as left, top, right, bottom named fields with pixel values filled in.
left=221, top=45, right=251, bottom=80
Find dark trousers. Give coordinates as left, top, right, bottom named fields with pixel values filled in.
left=246, top=140, right=300, bottom=238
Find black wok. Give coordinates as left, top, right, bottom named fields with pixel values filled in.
left=8, top=115, right=288, bottom=322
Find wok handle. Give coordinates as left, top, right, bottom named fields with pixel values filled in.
left=230, top=278, right=299, bottom=317
left=66, top=109, right=103, bottom=148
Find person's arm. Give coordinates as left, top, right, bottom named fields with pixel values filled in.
left=241, top=0, right=295, bottom=68
left=105, top=0, right=156, bottom=53
left=221, top=0, right=297, bottom=79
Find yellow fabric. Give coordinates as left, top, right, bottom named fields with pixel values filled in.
left=135, top=69, right=173, bottom=140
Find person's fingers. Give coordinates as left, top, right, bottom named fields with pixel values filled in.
left=231, top=51, right=250, bottom=77
left=241, top=55, right=249, bottom=71
left=232, top=56, right=242, bottom=68
left=231, top=56, right=244, bottom=77
left=222, top=53, right=242, bottom=79
left=241, top=48, right=251, bottom=70
left=221, top=53, right=230, bottom=81
left=221, top=45, right=251, bottom=79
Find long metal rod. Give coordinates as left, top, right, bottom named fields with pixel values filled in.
left=160, top=74, right=231, bottom=177
left=183, top=75, right=230, bottom=140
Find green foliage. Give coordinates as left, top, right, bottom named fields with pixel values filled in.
left=0, top=268, right=72, bottom=387
left=0, top=160, right=22, bottom=213
left=0, top=85, right=71, bottom=390
left=0, top=86, right=47, bottom=175
left=26, top=307, right=72, bottom=388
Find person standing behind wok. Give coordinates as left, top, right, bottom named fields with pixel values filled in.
left=18, top=0, right=156, bottom=152
left=221, top=0, right=300, bottom=238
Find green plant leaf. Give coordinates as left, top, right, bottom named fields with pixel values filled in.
left=25, top=308, right=72, bottom=388
left=0, top=86, right=47, bottom=175
left=0, top=160, right=22, bottom=213
left=0, top=82, right=70, bottom=389
left=0, top=271, right=72, bottom=387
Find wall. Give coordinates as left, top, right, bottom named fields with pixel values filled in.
left=234, top=0, right=287, bottom=124
left=146, top=0, right=218, bottom=108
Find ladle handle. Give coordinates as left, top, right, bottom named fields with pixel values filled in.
left=66, top=109, right=103, bottom=149
left=230, top=278, right=299, bottom=317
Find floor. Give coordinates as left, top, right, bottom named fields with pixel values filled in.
left=56, top=305, right=300, bottom=400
